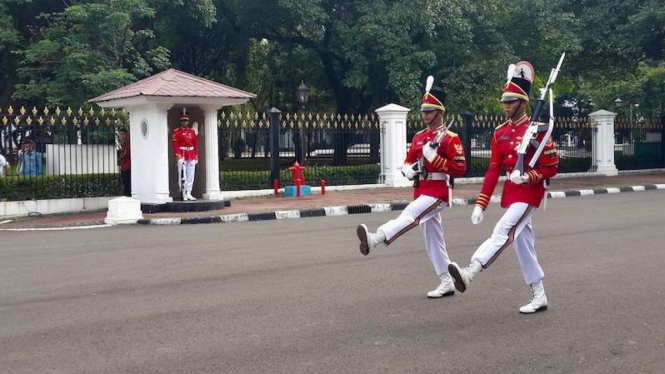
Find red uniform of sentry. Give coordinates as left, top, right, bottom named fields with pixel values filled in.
left=475, top=114, right=559, bottom=210
left=405, top=127, right=467, bottom=201
left=172, top=127, right=198, bottom=161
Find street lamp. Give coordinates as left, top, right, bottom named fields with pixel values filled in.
left=297, top=82, right=310, bottom=107
left=296, top=82, right=310, bottom=164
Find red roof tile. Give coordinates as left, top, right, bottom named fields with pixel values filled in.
left=90, top=69, right=256, bottom=103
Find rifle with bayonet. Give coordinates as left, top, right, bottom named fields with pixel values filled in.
left=513, top=53, right=565, bottom=177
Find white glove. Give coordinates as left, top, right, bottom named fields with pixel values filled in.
left=471, top=205, right=484, bottom=225
left=401, top=164, right=416, bottom=180
left=509, top=170, right=529, bottom=185
left=194, top=159, right=199, bottom=165
left=422, top=142, right=437, bottom=162
left=177, top=157, right=185, bottom=165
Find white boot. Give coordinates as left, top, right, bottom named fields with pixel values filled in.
left=427, top=273, right=455, bottom=298
left=356, top=224, right=386, bottom=256
left=182, top=191, right=190, bottom=201
left=448, top=261, right=482, bottom=293
left=187, top=191, right=197, bottom=201
left=519, top=280, right=548, bottom=314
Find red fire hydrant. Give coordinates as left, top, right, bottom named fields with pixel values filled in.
left=288, top=161, right=307, bottom=197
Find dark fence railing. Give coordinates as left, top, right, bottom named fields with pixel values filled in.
left=1, top=106, right=127, bottom=201
left=1, top=105, right=663, bottom=201
left=614, top=117, right=664, bottom=170
left=218, top=111, right=382, bottom=191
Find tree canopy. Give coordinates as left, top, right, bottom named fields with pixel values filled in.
left=1, top=0, right=663, bottom=117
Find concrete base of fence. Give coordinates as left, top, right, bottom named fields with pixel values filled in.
left=0, top=196, right=118, bottom=219
left=105, top=197, right=143, bottom=225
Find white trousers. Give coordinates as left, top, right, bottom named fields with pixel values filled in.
left=378, top=195, right=450, bottom=276
left=177, top=160, right=196, bottom=192
left=471, top=202, right=544, bottom=285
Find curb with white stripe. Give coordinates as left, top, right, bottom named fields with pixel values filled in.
left=134, top=183, right=665, bottom=226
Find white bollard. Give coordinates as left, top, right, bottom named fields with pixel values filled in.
left=105, top=197, right=144, bottom=225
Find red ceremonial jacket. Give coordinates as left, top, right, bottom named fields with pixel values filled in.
left=476, top=115, right=559, bottom=210
left=172, top=127, right=198, bottom=161
left=120, top=140, right=130, bottom=172
left=405, top=126, right=467, bottom=200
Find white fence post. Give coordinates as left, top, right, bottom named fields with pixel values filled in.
left=376, top=104, right=412, bottom=187
left=589, top=109, right=619, bottom=176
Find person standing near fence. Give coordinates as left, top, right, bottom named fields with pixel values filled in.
left=119, top=128, right=131, bottom=197
left=18, top=139, right=42, bottom=177
left=172, top=112, right=198, bottom=201
left=356, top=77, right=468, bottom=298
left=447, top=61, right=559, bottom=314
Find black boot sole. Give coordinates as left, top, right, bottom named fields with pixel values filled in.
left=427, top=291, right=455, bottom=299
left=519, top=305, right=548, bottom=314
left=447, top=264, right=466, bottom=293
left=357, top=225, right=370, bottom=256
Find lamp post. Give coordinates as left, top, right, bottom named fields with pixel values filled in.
left=614, top=97, right=622, bottom=111
left=296, top=81, right=310, bottom=165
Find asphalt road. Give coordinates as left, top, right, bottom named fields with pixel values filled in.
left=1, top=192, right=664, bottom=374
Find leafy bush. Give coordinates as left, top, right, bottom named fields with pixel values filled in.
left=0, top=174, right=121, bottom=201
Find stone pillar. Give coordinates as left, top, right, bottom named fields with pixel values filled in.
left=589, top=109, right=619, bottom=176
left=129, top=103, right=174, bottom=204
left=202, top=105, right=224, bottom=200
left=376, top=104, right=412, bottom=187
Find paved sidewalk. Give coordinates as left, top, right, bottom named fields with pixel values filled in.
left=2, top=171, right=665, bottom=229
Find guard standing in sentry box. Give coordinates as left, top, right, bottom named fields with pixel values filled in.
left=449, top=56, right=564, bottom=314
left=356, top=76, right=467, bottom=298
left=172, top=111, right=199, bottom=201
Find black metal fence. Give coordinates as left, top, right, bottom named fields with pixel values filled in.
left=218, top=111, right=382, bottom=190
left=614, top=117, right=664, bottom=170
left=1, top=105, right=663, bottom=202
left=0, top=106, right=126, bottom=201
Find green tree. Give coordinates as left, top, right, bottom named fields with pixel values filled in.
left=12, top=0, right=171, bottom=106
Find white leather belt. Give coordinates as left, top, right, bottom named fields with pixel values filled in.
left=423, top=172, right=449, bottom=181
left=179, top=147, right=194, bottom=151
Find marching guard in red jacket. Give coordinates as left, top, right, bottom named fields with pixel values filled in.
left=356, top=77, right=467, bottom=298
left=172, top=113, right=199, bottom=201
left=448, top=61, right=559, bottom=313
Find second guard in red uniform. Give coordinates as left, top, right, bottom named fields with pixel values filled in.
left=356, top=76, right=467, bottom=298
left=448, top=61, right=559, bottom=313
left=172, top=113, right=199, bottom=201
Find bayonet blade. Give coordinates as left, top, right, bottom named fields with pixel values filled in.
left=550, top=52, right=566, bottom=84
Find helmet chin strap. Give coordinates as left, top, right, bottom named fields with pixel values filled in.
left=508, top=101, right=527, bottom=122
left=426, top=111, right=444, bottom=127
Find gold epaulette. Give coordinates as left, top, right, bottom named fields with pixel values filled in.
left=415, top=128, right=427, bottom=135
left=495, top=121, right=508, bottom=130
left=445, top=130, right=458, bottom=137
